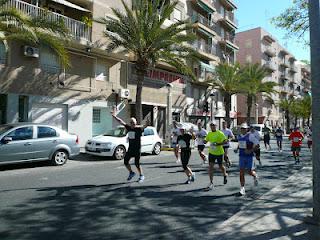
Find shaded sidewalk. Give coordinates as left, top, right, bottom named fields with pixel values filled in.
left=209, top=166, right=320, bottom=240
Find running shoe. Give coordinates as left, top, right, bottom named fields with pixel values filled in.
left=138, top=175, right=145, bottom=183
left=127, top=171, right=136, bottom=181
left=191, top=172, right=196, bottom=182
left=239, top=187, right=246, bottom=196
left=254, top=176, right=258, bottom=186
left=185, top=179, right=191, bottom=184
left=176, top=159, right=181, bottom=164
left=223, top=176, right=228, bottom=184
left=204, top=183, right=214, bottom=191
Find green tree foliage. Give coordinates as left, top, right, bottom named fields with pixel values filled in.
left=99, top=0, right=199, bottom=123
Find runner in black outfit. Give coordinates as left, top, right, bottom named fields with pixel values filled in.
left=112, top=113, right=148, bottom=183
left=176, top=127, right=196, bottom=184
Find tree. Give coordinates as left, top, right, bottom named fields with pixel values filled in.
left=300, top=95, right=312, bottom=126
left=240, top=63, right=277, bottom=124
left=279, top=98, right=294, bottom=133
left=0, top=0, right=70, bottom=67
left=207, top=62, right=242, bottom=127
left=100, top=0, right=198, bottom=123
left=271, top=0, right=309, bottom=41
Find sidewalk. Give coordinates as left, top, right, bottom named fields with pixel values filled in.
left=208, top=166, right=320, bottom=240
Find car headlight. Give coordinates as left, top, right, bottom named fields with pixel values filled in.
left=102, top=143, right=112, bottom=148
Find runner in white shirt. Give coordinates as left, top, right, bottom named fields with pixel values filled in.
left=171, top=121, right=181, bottom=163
left=249, top=126, right=262, bottom=166
left=195, top=121, right=208, bottom=165
left=222, top=121, right=234, bottom=168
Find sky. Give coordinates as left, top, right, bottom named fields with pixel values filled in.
left=235, top=0, right=310, bottom=61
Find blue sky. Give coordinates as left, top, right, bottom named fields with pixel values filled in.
left=235, top=0, right=310, bottom=61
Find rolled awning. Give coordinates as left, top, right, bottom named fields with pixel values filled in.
left=51, top=0, right=91, bottom=12
left=197, top=0, right=215, bottom=13
left=200, top=62, right=215, bottom=73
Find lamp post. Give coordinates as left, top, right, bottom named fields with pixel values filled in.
left=165, top=83, right=173, bottom=146
left=210, top=91, right=216, bottom=125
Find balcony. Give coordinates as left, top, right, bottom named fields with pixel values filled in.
left=219, top=11, right=238, bottom=30
left=193, top=0, right=216, bottom=13
left=263, top=61, right=276, bottom=72
left=192, top=41, right=219, bottom=61
left=264, top=45, right=276, bottom=57
left=279, top=59, right=290, bottom=68
left=289, top=64, right=298, bottom=73
left=219, top=0, right=237, bottom=10
left=219, top=33, right=239, bottom=51
left=6, top=0, right=92, bottom=43
left=191, top=14, right=217, bottom=37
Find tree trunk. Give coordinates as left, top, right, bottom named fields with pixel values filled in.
left=224, top=93, right=232, bottom=127
left=286, top=110, right=290, bottom=133
left=294, top=116, right=298, bottom=128
left=246, top=95, right=253, bottom=124
left=302, top=118, right=305, bottom=127
left=135, top=68, right=145, bottom=124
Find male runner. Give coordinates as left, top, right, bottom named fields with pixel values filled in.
left=222, top=121, right=234, bottom=168
left=289, top=127, right=304, bottom=164
left=195, top=121, right=208, bottom=165
left=235, top=123, right=259, bottom=196
left=204, top=121, right=228, bottom=191
left=275, top=126, right=284, bottom=152
left=262, top=124, right=271, bottom=150
left=112, top=114, right=148, bottom=183
left=249, top=126, right=261, bottom=166
left=171, top=121, right=181, bottom=163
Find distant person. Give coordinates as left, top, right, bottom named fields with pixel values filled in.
left=262, top=124, right=271, bottom=150
left=195, top=120, right=208, bottom=165
left=234, top=123, right=259, bottom=196
left=222, top=121, right=234, bottom=168
left=249, top=126, right=262, bottom=166
left=289, top=127, right=304, bottom=164
left=275, top=126, right=284, bottom=152
left=306, top=127, right=312, bottom=152
left=176, top=127, right=195, bottom=184
left=204, top=121, right=228, bottom=191
left=112, top=114, right=148, bottom=183
left=171, top=121, right=181, bottom=163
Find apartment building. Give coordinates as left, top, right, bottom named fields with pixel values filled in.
left=0, top=0, right=238, bottom=147
left=235, top=27, right=311, bottom=127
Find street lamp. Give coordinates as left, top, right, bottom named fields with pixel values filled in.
left=165, top=83, right=173, bottom=146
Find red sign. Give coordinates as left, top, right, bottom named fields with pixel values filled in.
left=146, top=69, right=185, bottom=84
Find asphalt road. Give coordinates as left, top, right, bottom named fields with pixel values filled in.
left=0, top=139, right=312, bottom=240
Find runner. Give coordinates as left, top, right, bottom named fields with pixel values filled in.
left=204, top=121, right=228, bottom=191
left=288, top=127, right=304, bottom=164
left=112, top=114, right=148, bottom=183
left=249, top=126, right=262, bottom=166
left=275, top=126, right=284, bottom=152
left=171, top=120, right=181, bottom=163
left=262, top=124, right=271, bottom=150
left=195, top=120, right=208, bottom=165
left=306, top=127, right=312, bottom=152
left=222, top=121, right=234, bottom=168
left=176, top=127, right=196, bottom=184
left=235, top=123, right=259, bottom=196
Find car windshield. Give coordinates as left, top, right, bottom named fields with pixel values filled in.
left=254, top=126, right=261, bottom=131
left=0, top=125, right=14, bottom=135
left=104, top=128, right=126, bottom=137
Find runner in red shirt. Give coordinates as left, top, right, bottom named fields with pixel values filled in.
left=288, top=127, right=304, bottom=164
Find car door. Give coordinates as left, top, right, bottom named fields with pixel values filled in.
left=141, top=128, right=155, bottom=153
left=0, top=126, right=34, bottom=162
left=32, top=126, right=59, bottom=160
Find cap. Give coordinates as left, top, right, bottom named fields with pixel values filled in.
left=209, top=121, right=217, bottom=126
left=240, top=123, right=249, bottom=129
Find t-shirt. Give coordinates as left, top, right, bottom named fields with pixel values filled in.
left=263, top=127, right=271, bottom=136
left=289, top=131, right=304, bottom=147
left=177, top=134, right=192, bottom=151
left=275, top=129, right=283, bottom=138
left=222, top=128, right=234, bottom=147
left=125, top=125, right=143, bottom=150
left=238, top=133, right=258, bottom=157
left=196, top=128, right=207, bottom=146
left=171, top=127, right=181, bottom=143
left=250, top=130, right=261, bottom=142
left=205, top=130, right=227, bottom=156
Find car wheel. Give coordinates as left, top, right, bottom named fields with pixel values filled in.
left=114, top=145, right=126, bottom=160
left=52, top=150, right=68, bottom=166
left=152, top=142, right=161, bottom=155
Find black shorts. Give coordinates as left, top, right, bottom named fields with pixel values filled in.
left=291, top=146, right=301, bottom=152
left=124, top=149, right=141, bottom=166
left=209, top=154, right=223, bottom=165
left=254, top=147, right=260, bottom=157
left=264, top=135, right=270, bottom=144
left=197, top=145, right=205, bottom=151
left=181, top=149, right=191, bottom=170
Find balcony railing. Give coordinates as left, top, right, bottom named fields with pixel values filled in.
left=192, top=14, right=217, bottom=32
left=192, top=41, right=217, bottom=55
left=6, top=0, right=92, bottom=43
left=263, top=61, right=276, bottom=71
left=223, top=12, right=238, bottom=27
left=264, top=45, right=276, bottom=57
left=279, top=59, right=290, bottom=68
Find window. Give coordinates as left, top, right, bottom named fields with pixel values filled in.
left=144, top=128, right=154, bottom=136
left=173, top=8, right=182, bottom=22
left=6, top=127, right=33, bottom=141
left=40, top=47, right=61, bottom=73
left=245, top=55, right=252, bottom=63
left=37, top=127, right=57, bottom=138
left=18, top=95, right=29, bottom=122
left=0, top=42, right=6, bottom=64
left=93, top=109, right=101, bottom=123
left=96, top=61, right=109, bottom=81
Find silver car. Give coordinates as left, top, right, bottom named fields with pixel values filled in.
left=0, top=123, right=80, bottom=166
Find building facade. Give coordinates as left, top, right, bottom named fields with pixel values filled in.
left=0, top=0, right=238, bottom=147
left=235, top=27, right=311, bottom=128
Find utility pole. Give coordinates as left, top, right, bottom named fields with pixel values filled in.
left=308, top=0, right=320, bottom=223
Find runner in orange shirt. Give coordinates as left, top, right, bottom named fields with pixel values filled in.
left=288, top=127, right=304, bottom=164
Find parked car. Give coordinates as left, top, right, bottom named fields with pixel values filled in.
left=250, top=124, right=272, bottom=139
left=0, top=123, right=80, bottom=166
left=85, top=126, right=163, bottom=160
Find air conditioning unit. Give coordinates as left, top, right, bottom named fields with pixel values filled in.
left=119, top=89, right=130, bottom=99
left=24, top=46, right=39, bottom=58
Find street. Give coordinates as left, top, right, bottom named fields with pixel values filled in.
left=0, top=139, right=312, bottom=240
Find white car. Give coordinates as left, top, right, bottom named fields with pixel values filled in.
left=85, top=126, right=162, bottom=160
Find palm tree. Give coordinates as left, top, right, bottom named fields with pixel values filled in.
left=279, top=98, right=293, bottom=133
left=207, top=62, right=242, bottom=127
left=99, top=0, right=198, bottom=123
left=0, top=0, right=70, bottom=67
left=240, top=63, right=277, bottom=124
left=300, top=95, right=312, bottom=126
